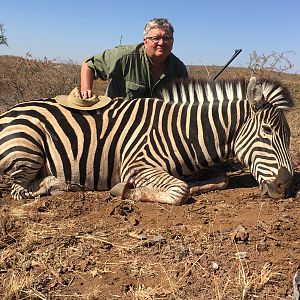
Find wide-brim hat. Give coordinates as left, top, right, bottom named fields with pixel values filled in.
left=55, top=87, right=111, bottom=110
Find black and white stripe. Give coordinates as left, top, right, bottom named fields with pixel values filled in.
left=0, top=77, right=293, bottom=203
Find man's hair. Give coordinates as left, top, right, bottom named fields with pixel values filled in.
left=143, top=18, right=174, bottom=37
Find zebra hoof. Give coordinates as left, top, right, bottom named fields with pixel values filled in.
left=110, top=182, right=134, bottom=198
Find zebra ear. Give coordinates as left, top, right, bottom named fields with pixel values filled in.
left=247, top=77, right=267, bottom=111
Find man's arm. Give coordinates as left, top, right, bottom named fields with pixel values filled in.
left=80, top=63, right=95, bottom=99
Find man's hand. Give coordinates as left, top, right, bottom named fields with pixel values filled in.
left=80, top=90, right=92, bottom=99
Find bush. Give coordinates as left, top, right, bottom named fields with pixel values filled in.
left=0, top=53, right=81, bottom=111
left=0, top=53, right=110, bottom=113
left=247, top=50, right=295, bottom=77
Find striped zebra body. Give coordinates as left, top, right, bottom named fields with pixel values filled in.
left=0, top=77, right=293, bottom=204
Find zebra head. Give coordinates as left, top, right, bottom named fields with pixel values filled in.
left=234, top=77, right=293, bottom=198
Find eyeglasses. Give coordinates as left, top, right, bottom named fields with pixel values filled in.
left=146, top=36, right=174, bottom=43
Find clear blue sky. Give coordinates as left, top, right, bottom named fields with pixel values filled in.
left=1, top=0, right=300, bottom=73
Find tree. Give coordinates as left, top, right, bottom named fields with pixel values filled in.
left=0, top=23, right=8, bottom=46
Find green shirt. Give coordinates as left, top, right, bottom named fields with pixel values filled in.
left=84, top=43, right=188, bottom=100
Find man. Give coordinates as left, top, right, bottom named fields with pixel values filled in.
left=80, top=18, right=188, bottom=100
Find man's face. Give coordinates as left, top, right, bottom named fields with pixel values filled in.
left=144, top=28, right=174, bottom=62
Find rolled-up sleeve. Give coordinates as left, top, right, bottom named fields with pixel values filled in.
left=84, top=46, right=125, bottom=81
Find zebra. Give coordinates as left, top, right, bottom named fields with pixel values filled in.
left=0, top=77, right=293, bottom=204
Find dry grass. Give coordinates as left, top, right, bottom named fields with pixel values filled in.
left=1, top=194, right=299, bottom=299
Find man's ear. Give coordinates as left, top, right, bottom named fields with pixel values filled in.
left=143, top=38, right=148, bottom=47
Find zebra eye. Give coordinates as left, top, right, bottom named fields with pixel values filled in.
left=262, top=125, right=272, bottom=135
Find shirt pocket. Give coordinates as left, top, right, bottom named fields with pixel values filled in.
left=126, top=81, right=148, bottom=99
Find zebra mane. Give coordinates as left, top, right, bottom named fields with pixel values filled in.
left=160, top=78, right=293, bottom=111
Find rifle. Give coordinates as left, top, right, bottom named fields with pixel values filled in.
left=213, top=49, right=242, bottom=80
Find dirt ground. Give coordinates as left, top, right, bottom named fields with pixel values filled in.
left=0, top=90, right=300, bottom=299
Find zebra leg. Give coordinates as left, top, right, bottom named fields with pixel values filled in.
left=110, top=169, right=190, bottom=205
left=110, top=181, right=134, bottom=198
left=186, top=168, right=229, bottom=195
left=11, top=176, right=64, bottom=200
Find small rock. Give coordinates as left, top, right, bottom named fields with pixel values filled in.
left=231, top=224, right=249, bottom=244
left=212, top=262, right=219, bottom=271
left=256, top=241, right=269, bottom=252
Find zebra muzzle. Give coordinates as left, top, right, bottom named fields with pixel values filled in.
left=261, top=167, right=293, bottom=199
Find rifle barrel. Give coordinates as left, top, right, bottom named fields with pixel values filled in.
left=213, top=49, right=242, bottom=80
